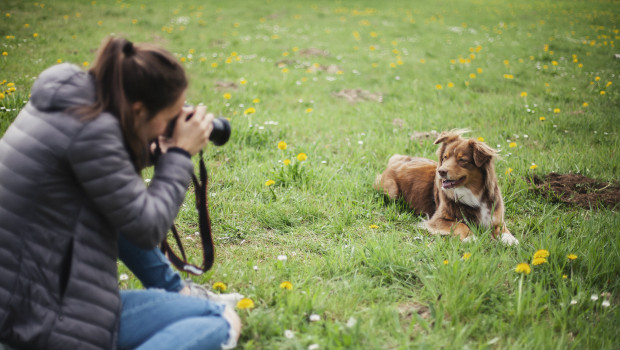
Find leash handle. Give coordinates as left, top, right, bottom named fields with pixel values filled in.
left=160, top=150, right=215, bottom=275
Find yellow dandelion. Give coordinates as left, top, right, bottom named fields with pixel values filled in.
left=277, top=141, right=287, bottom=150
left=420, top=58, right=426, bottom=64
left=244, top=107, right=256, bottom=115
left=462, top=252, right=472, bottom=261
left=533, top=249, right=550, bottom=259
left=509, top=142, right=517, bottom=148
left=532, top=257, right=547, bottom=265
left=567, top=254, right=577, bottom=260
left=539, top=116, right=546, bottom=121
left=606, top=81, right=612, bottom=87
left=211, top=62, right=218, bottom=68
left=236, top=298, right=255, bottom=309
left=530, top=164, right=538, bottom=170
left=443, top=260, right=449, bottom=265
left=306, top=108, right=313, bottom=113
left=469, top=73, right=477, bottom=79
left=553, top=108, right=560, bottom=113
left=281, top=68, right=289, bottom=73
left=515, top=263, right=531, bottom=275
left=253, top=98, right=261, bottom=103
left=436, top=84, right=443, bottom=90
left=600, top=91, right=606, bottom=95
left=477, top=137, right=484, bottom=142
left=223, top=93, right=231, bottom=99
left=33, top=33, right=39, bottom=38
left=279, top=281, right=293, bottom=290
left=132, top=19, right=138, bottom=24
left=2, top=52, right=7, bottom=56
left=240, top=79, right=247, bottom=85
left=447, top=82, right=454, bottom=88
left=283, top=159, right=291, bottom=166
left=582, top=102, right=589, bottom=107
left=369, top=224, right=379, bottom=229
left=552, top=60, right=558, bottom=66
left=0, top=92, right=4, bottom=99
left=265, top=180, right=275, bottom=187
left=505, top=168, right=513, bottom=175
left=503, top=74, right=514, bottom=79
left=562, top=274, right=568, bottom=279
left=297, top=153, right=308, bottom=161
left=521, top=92, right=528, bottom=97
left=595, top=76, right=601, bottom=81
left=477, top=67, right=483, bottom=74
left=83, top=61, right=89, bottom=67
left=212, top=282, right=227, bottom=292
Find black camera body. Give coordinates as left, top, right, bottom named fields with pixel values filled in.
left=165, top=108, right=231, bottom=146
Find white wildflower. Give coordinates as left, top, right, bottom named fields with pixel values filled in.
left=309, top=314, right=321, bottom=322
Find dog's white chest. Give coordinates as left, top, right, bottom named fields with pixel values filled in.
left=451, top=187, right=481, bottom=208
left=479, top=203, right=492, bottom=228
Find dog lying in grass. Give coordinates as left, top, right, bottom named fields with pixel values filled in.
left=374, top=129, right=519, bottom=245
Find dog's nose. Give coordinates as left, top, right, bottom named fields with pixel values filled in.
left=438, top=169, right=447, bottom=178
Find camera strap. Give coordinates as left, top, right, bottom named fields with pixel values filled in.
left=160, top=150, right=215, bottom=275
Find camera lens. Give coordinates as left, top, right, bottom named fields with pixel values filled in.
left=210, top=117, right=231, bottom=146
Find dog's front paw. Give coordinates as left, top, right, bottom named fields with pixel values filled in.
left=462, top=235, right=477, bottom=243
left=500, top=233, right=519, bottom=246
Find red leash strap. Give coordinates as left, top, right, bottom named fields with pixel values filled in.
left=161, top=150, right=215, bottom=275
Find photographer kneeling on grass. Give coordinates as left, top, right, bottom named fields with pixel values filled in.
left=0, top=36, right=241, bottom=350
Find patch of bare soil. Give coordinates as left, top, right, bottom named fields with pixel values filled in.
left=298, top=48, right=330, bottom=57
left=275, top=59, right=342, bottom=74
left=410, top=130, right=439, bottom=143
left=332, top=89, right=383, bottom=103
left=529, top=172, right=620, bottom=210
left=214, top=81, right=238, bottom=90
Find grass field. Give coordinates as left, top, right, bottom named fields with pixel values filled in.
left=1, top=0, right=619, bottom=349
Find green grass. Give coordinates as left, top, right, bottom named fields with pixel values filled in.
left=1, top=0, right=619, bottom=348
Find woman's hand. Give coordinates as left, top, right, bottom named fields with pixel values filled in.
left=170, top=105, right=214, bottom=155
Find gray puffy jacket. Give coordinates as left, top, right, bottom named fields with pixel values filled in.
left=0, top=64, right=194, bottom=349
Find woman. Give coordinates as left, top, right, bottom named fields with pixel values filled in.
left=0, top=37, right=240, bottom=349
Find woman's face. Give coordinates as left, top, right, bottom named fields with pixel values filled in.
left=142, top=90, right=187, bottom=141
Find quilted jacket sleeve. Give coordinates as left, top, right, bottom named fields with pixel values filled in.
left=67, top=113, right=194, bottom=248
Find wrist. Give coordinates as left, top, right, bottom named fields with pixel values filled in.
left=167, top=147, right=191, bottom=158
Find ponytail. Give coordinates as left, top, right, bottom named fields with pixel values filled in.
left=78, top=36, right=188, bottom=171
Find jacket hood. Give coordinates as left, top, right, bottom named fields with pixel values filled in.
left=30, top=63, right=96, bottom=112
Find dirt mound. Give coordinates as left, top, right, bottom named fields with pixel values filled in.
left=529, top=172, right=620, bottom=209
left=332, top=89, right=383, bottom=103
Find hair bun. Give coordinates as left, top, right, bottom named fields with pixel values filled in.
left=122, top=40, right=134, bottom=56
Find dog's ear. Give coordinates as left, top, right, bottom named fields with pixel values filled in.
left=470, top=139, right=497, bottom=167
left=434, top=129, right=470, bottom=145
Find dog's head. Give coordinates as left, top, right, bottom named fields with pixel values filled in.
left=433, top=129, right=498, bottom=196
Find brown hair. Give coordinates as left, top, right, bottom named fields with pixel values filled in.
left=79, top=36, right=188, bottom=171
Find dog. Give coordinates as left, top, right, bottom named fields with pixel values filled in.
left=374, top=129, right=518, bottom=245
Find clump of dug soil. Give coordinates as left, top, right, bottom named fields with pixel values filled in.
left=529, top=172, right=620, bottom=210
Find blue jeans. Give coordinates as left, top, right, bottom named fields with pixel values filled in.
left=118, top=289, right=231, bottom=350
left=118, top=234, right=184, bottom=292
left=117, top=236, right=232, bottom=349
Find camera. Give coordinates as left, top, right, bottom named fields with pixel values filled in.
left=165, top=107, right=231, bottom=146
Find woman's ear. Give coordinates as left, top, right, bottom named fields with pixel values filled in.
left=131, top=101, right=148, bottom=121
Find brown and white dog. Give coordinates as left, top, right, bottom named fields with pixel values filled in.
left=374, top=129, right=518, bottom=245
